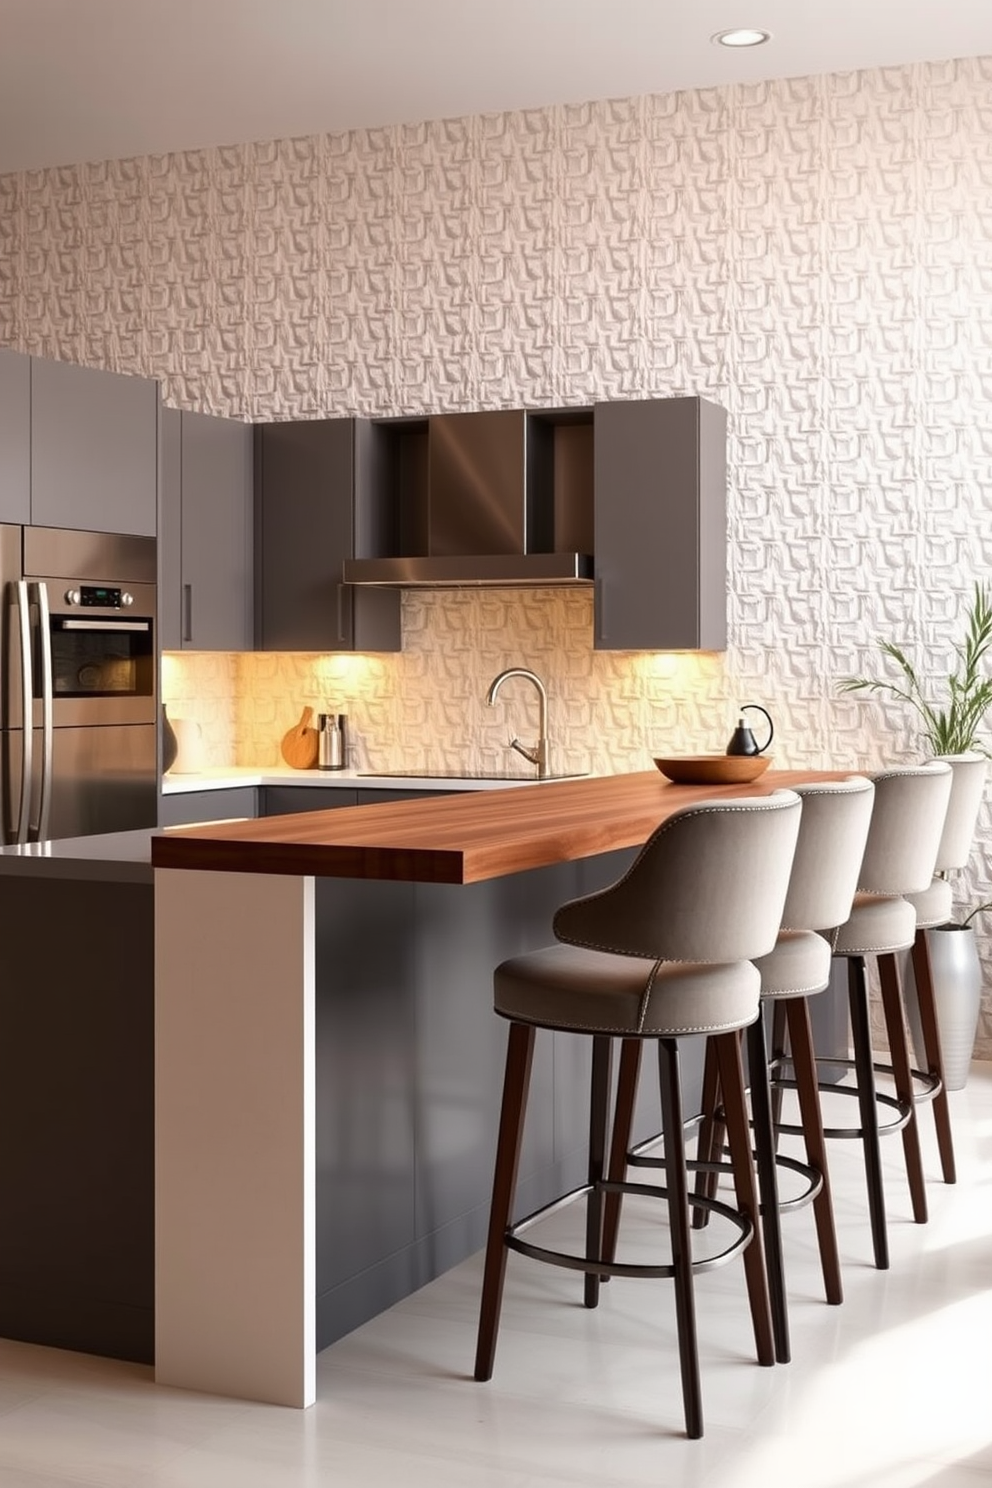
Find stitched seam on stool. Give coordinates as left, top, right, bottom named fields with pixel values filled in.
left=636, top=960, right=663, bottom=1033
left=834, top=943, right=912, bottom=955
left=761, top=981, right=829, bottom=998
left=503, top=1013, right=756, bottom=1036
left=553, top=795, right=797, bottom=952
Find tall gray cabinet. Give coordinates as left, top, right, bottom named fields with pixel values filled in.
left=593, top=396, right=727, bottom=651
left=159, top=407, right=253, bottom=651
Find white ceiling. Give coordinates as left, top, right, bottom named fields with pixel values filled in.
left=1, top=0, right=991, bottom=175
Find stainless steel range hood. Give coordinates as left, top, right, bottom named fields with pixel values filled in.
left=344, top=410, right=594, bottom=588
left=343, top=552, right=593, bottom=587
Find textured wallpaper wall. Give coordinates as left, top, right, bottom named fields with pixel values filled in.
left=2, top=56, right=992, bottom=1048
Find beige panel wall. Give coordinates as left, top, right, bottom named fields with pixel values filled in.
left=3, top=57, right=992, bottom=1048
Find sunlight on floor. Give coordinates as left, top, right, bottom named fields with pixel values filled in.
left=0, top=1065, right=989, bottom=1487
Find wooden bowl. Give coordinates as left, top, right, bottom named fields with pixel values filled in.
left=653, top=754, right=772, bottom=786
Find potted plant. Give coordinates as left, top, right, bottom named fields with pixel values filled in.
left=839, top=582, right=992, bottom=1087
left=838, top=581, right=992, bottom=755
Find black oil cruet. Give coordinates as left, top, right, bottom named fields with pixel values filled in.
left=726, top=704, right=774, bottom=757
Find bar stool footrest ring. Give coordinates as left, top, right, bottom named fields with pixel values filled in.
left=771, top=1064, right=913, bottom=1141
left=505, top=1177, right=755, bottom=1281
left=629, top=1131, right=824, bottom=1215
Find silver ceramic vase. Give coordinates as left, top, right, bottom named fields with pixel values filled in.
left=902, top=925, right=983, bottom=1091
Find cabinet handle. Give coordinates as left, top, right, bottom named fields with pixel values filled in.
left=336, top=583, right=345, bottom=644
left=595, top=578, right=606, bottom=642
left=183, top=584, right=193, bottom=644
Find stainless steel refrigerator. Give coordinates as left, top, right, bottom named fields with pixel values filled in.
left=1, top=525, right=158, bottom=843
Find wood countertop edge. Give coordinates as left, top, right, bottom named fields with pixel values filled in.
left=149, top=768, right=856, bottom=884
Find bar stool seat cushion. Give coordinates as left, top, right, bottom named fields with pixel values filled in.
left=905, top=877, right=953, bottom=930
left=494, top=944, right=761, bottom=1036
left=752, top=928, right=832, bottom=1000
left=831, top=892, right=917, bottom=957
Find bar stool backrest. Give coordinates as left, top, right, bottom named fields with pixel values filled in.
left=552, top=790, right=802, bottom=965
left=929, top=754, right=987, bottom=872
left=857, top=762, right=952, bottom=896
left=780, top=777, right=875, bottom=932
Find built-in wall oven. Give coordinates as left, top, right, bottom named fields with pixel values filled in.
left=2, top=526, right=158, bottom=843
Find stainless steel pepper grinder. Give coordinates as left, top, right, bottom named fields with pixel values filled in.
left=318, top=712, right=347, bottom=770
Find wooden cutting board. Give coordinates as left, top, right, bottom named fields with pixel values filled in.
left=280, top=706, right=319, bottom=769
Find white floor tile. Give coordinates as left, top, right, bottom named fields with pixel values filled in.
left=0, top=1064, right=988, bottom=1487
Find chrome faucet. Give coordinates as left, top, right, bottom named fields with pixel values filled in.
left=486, top=667, right=550, bottom=779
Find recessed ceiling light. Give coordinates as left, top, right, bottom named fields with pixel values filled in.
left=712, top=27, right=771, bottom=47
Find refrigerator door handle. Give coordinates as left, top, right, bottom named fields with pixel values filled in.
left=30, top=581, right=54, bottom=843
left=14, top=580, right=34, bottom=845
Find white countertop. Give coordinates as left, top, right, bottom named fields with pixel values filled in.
left=0, top=828, right=156, bottom=882
left=161, top=765, right=581, bottom=794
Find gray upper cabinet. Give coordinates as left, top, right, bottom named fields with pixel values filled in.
left=254, top=418, right=400, bottom=652
left=159, top=407, right=253, bottom=650
left=593, top=396, right=727, bottom=651
left=30, top=357, right=158, bottom=536
left=0, top=350, right=30, bottom=525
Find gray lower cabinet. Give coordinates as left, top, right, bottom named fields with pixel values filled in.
left=158, top=787, right=258, bottom=827
left=0, top=873, right=155, bottom=1362
left=160, top=408, right=253, bottom=650
left=164, top=784, right=454, bottom=823
left=356, top=788, right=455, bottom=804
left=261, top=785, right=455, bottom=815
left=30, top=357, right=158, bottom=536
left=0, top=350, right=30, bottom=524
left=593, top=395, right=727, bottom=651
left=254, top=418, right=400, bottom=652
left=261, top=786, right=359, bottom=815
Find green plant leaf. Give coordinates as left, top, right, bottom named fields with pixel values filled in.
left=839, top=582, right=992, bottom=755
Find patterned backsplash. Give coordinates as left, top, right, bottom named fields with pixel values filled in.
left=163, top=589, right=735, bottom=776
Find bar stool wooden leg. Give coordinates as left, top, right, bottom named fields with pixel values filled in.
left=584, top=1036, right=614, bottom=1308
left=784, top=995, right=843, bottom=1306
left=657, top=1037, right=704, bottom=1439
left=769, top=1001, right=789, bottom=1138
left=475, top=1021, right=536, bottom=1381
left=692, top=1036, right=722, bottom=1229
left=601, top=1038, right=641, bottom=1267
left=877, top=952, right=928, bottom=1224
left=745, top=1016, right=790, bottom=1363
left=911, top=929, right=957, bottom=1184
left=847, top=957, right=889, bottom=1270
left=713, top=1030, right=776, bottom=1369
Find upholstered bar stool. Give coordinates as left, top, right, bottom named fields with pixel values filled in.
left=474, top=790, right=802, bottom=1440
left=676, top=777, right=876, bottom=1364
left=786, top=762, right=952, bottom=1273
left=905, top=754, right=987, bottom=1183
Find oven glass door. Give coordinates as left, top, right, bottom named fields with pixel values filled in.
left=50, top=615, right=154, bottom=698
left=37, top=580, right=157, bottom=728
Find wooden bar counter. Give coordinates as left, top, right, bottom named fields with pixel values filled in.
left=151, top=768, right=842, bottom=882
left=151, top=768, right=846, bottom=1409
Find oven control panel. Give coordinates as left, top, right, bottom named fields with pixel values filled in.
left=64, top=586, right=134, bottom=608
